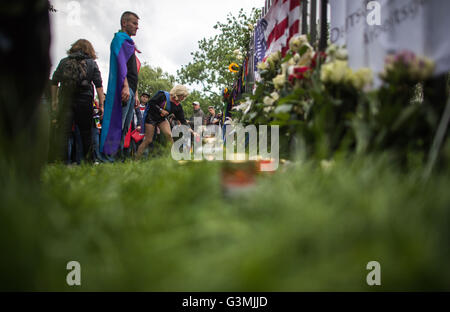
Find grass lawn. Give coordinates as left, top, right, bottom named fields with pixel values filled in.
left=1, top=156, right=449, bottom=291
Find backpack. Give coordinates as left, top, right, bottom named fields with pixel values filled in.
left=160, top=91, right=171, bottom=112
left=140, top=91, right=171, bottom=134
left=60, top=55, right=91, bottom=89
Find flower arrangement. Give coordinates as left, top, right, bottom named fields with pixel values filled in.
left=352, top=50, right=443, bottom=165
left=325, top=44, right=348, bottom=63
left=321, top=60, right=373, bottom=90
left=380, top=50, right=435, bottom=84
left=226, top=35, right=445, bottom=163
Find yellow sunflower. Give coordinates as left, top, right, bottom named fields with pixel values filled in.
left=229, top=63, right=239, bottom=73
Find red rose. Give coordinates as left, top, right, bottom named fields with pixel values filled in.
left=288, top=66, right=311, bottom=85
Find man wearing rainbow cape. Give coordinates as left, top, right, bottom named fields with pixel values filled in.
left=100, top=11, right=140, bottom=157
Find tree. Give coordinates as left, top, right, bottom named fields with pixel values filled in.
left=177, top=8, right=260, bottom=106
left=137, top=63, right=175, bottom=98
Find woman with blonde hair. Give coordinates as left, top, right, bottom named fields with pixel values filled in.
left=136, top=85, right=197, bottom=159
left=51, top=39, right=105, bottom=163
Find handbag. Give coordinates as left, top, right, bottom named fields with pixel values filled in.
left=131, top=129, right=144, bottom=143
left=123, top=124, right=132, bottom=148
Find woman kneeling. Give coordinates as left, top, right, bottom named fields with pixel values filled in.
left=136, top=85, right=197, bottom=159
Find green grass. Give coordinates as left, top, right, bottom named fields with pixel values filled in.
left=1, top=156, right=449, bottom=291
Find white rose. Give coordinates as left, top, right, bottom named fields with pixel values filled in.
left=289, top=36, right=301, bottom=52
left=263, top=96, right=275, bottom=106
left=320, top=63, right=333, bottom=82
left=298, top=35, right=308, bottom=46
left=281, top=62, right=287, bottom=75
left=257, top=61, right=269, bottom=71
left=264, top=106, right=275, bottom=113
left=348, top=71, right=361, bottom=89
left=270, top=51, right=281, bottom=62
left=321, top=60, right=351, bottom=84
left=354, top=68, right=373, bottom=89
left=270, top=92, right=280, bottom=101
left=297, top=49, right=313, bottom=66
left=329, top=60, right=350, bottom=84
left=272, top=74, right=286, bottom=90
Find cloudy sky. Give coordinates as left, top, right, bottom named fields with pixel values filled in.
left=49, top=0, right=263, bottom=90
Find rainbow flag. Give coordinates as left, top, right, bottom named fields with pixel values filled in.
left=100, top=31, right=136, bottom=155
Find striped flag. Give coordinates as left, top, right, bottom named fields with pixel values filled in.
left=254, top=18, right=268, bottom=66
left=261, top=0, right=301, bottom=60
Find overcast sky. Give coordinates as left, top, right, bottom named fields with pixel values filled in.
left=49, top=0, right=263, bottom=90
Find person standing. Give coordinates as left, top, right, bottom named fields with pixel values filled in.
left=51, top=39, right=105, bottom=163
left=92, top=100, right=104, bottom=164
left=188, top=101, right=206, bottom=128
left=206, top=106, right=219, bottom=126
left=135, top=90, right=150, bottom=133
left=100, top=11, right=140, bottom=159
left=187, top=101, right=206, bottom=154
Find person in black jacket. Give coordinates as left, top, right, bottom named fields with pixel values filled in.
left=136, top=85, right=198, bottom=159
left=51, top=39, right=105, bottom=163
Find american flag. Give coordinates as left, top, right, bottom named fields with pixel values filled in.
left=254, top=19, right=268, bottom=66
left=255, top=0, right=301, bottom=64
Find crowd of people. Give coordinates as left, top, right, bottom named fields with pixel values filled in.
left=50, top=11, right=227, bottom=165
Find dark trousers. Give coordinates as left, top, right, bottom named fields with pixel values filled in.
left=63, top=95, right=93, bottom=163
left=68, top=125, right=83, bottom=164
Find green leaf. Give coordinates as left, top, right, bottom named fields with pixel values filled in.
left=275, top=105, right=293, bottom=114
